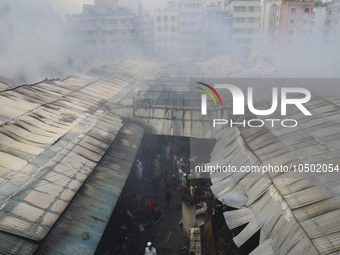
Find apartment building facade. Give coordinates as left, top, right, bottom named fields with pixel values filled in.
left=143, top=11, right=155, bottom=50
left=274, top=0, right=315, bottom=47
left=227, top=0, right=262, bottom=48
left=324, top=1, right=340, bottom=45
left=260, top=0, right=277, bottom=42
left=202, top=6, right=233, bottom=56
left=67, top=0, right=140, bottom=50
left=154, top=2, right=179, bottom=55
left=177, top=0, right=204, bottom=56
left=202, top=0, right=227, bottom=10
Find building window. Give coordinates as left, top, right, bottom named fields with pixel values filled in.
left=233, top=6, right=246, bottom=12
left=164, top=36, right=168, bottom=42
left=103, top=30, right=112, bottom=35
left=290, top=19, right=295, bottom=24
left=157, top=25, right=162, bottom=32
left=247, top=28, right=253, bottom=34
left=171, top=25, right=176, bottom=32
left=87, top=30, right=97, bottom=36
left=157, top=16, right=161, bottom=22
left=278, top=6, right=280, bottom=11
left=164, top=16, right=168, bottom=22
left=249, top=6, right=255, bottom=12
left=291, top=8, right=296, bottom=14
left=233, top=28, right=245, bottom=34
left=303, top=19, right=308, bottom=24
left=157, top=36, right=162, bottom=42
left=171, top=16, right=176, bottom=22
left=234, top=17, right=245, bottom=23
left=248, top=17, right=254, bottom=23
left=170, top=36, right=175, bottom=42
left=85, top=20, right=96, bottom=25
left=304, top=8, right=310, bottom=13
left=289, top=30, right=294, bottom=35
left=164, top=25, right=168, bottom=32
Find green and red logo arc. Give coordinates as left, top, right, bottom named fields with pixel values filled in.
left=196, top=82, right=223, bottom=107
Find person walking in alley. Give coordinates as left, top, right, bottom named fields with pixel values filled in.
left=181, top=173, right=187, bottom=195
left=145, top=242, right=157, bottom=255
left=146, top=197, right=157, bottom=221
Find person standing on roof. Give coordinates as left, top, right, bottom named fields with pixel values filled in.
left=145, top=242, right=157, bottom=255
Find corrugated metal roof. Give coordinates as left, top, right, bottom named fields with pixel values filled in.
left=0, top=58, right=158, bottom=254
left=209, top=81, right=340, bottom=254
left=0, top=80, right=11, bottom=91
left=34, top=123, right=144, bottom=255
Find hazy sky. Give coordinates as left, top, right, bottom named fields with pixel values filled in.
left=45, top=0, right=167, bottom=14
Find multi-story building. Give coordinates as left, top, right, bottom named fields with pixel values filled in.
left=260, top=0, right=277, bottom=42
left=118, top=0, right=143, bottom=42
left=202, top=6, right=232, bottom=56
left=324, top=1, right=340, bottom=45
left=177, top=0, right=204, bottom=56
left=227, top=0, right=262, bottom=48
left=94, top=0, right=117, bottom=10
left=202, top=0, right=227, bottom=10
left=143, top=11, right=154, bottom=51
left=274, top=0, right=315, bottom=47
left=313, top=6, right=327, bottom=45
left=118, top=0, right=143, bottom=17
left=154, top=1, right=178, bottom=55
left=67, top=0, right=140, bottom=50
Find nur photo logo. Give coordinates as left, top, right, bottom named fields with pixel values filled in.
left=195, top=80, right=313, bottom=128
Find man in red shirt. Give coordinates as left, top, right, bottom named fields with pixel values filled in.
left=146, top=197, right=157, bottom=213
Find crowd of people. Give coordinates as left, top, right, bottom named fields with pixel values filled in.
left=133, top=140, right=196, bottom=254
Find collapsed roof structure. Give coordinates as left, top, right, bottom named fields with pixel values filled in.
left=0, top=55, right=339, bottom=255
left=0, top=58, right=159, bottom=254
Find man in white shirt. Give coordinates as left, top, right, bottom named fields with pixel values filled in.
left=144, top=242, right=157, bottom=255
